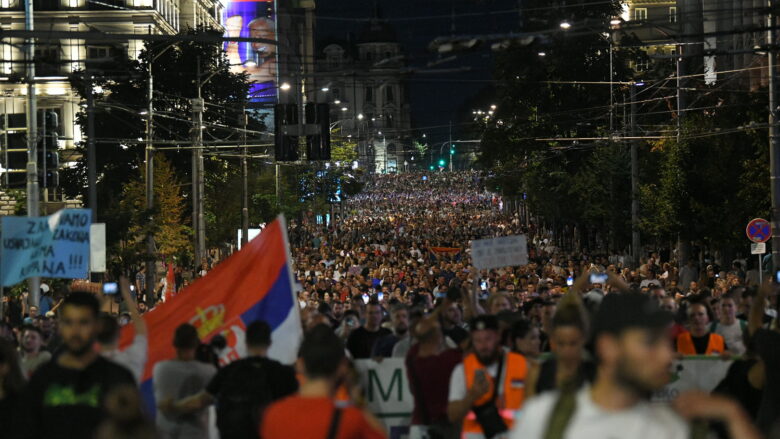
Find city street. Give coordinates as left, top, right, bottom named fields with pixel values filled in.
left=0, top=1, right=778, bottom=439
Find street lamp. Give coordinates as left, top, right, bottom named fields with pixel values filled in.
left=280, top=82, right=291, bottom=91
left=560, top=21, right=571, bottom=30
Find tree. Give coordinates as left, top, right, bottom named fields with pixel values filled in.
left=119, top=154, right=191, bottom=267
left=61, top=28, right=263, bottom=267
left=474, top=0, right=645, bottom=250
left=331, top=128, right=359, bottom=163
left=639, top=90, right=769, bottom=256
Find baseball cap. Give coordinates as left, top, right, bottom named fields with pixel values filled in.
left=470, top=315, right=499, bottom=332
left=592, top=293, right=672, bottom=337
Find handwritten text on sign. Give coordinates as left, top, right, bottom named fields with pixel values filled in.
left=471, top=235, right=529, bottom=270
left=1, top=209, right=92, bottom=286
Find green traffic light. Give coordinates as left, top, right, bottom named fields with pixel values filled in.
left=438, top=159, right=445, bottom=166
left=429, top=165, right=434, bottom=170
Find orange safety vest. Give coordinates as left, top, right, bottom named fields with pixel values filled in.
left=462, top=351, right=528, bottom=437
left=676, top=332, right=725, bottom=355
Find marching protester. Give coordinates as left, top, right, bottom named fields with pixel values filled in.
left=23, top=292, right=137, bottom=439
left=96, top=277, right=148, bottom=383
left=260, top=324, right=386, bottom=438
left=18, top=325, right=51, bottom=378
left=448, top=315, right=529, bottom=439
left=510, top=293, right=762, bottom=439
left=406, top=313, right=462, bottom=439
left=0, top=338, right=26, bottom=439
left=0, top=170, right=774, bottom=439
left=153, top=323, right=216, bottom=439
left=676, top=300, right=726, bottom=355
left=160, top=320, right=298, bottom=439
left=372, top=304, right=411, bottom=358
left=347, top=300, right=391, bottom=359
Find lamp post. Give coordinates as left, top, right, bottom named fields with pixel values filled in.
left=145, top=42, right=175, bottom=304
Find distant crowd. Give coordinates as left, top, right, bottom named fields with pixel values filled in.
left=0, top=170, right=777, bottom=439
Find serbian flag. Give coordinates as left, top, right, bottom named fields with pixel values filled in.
left=119, top=215, right=301, bottom=412
left=430, top=247, right=461, bottom=255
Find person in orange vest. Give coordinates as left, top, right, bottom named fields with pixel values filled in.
left=676, top=301, right=725, bottom=355
left=447, top=315, right=528, bottom=439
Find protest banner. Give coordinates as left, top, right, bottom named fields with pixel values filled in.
left=652, top=356, right=733, bottom=402
left=471, top=235, right=528, bottom=270
left=354, top=356, right=732, bottom=438
left=354, top=359, right=413, bottom=439
left=0, top=209, right=92, bottom=286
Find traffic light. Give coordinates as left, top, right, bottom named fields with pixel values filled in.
left=429, top=165, right=434, bottom=170
left=37, top=146, right=59, bottom=188
left=438, top=159, right=446, bottom=167
left=39, top=110, right=60, bottom=188
left=305, top=103, right=330, bottom=161
left=450, top=144, right=455, bottom=155
left=1, top=131, right=29, bottom=188
left=274, top=104, right=299, bottom=162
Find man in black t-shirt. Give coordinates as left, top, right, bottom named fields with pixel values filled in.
left=162, top=320, right=298, bottom=439
left=23, top=291, right=136, bottom=439
left=347, top=301, right=391, bottom=359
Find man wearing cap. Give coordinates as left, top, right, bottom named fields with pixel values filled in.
left=448, top=315, right=529, bottom=439
left=510, top=293, right=761, bottom=439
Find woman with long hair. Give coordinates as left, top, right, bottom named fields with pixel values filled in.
left=526, top=291, right=595, bottom=396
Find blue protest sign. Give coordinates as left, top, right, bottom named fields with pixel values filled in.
left=1, top=209, right=92, bottom=286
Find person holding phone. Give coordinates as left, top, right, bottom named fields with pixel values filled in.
left=96, top=277, right=148, bottom=383
left=448, top=315, right=529, bottom=439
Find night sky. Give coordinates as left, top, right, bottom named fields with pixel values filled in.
left=314, top=0, right=520, bottom=145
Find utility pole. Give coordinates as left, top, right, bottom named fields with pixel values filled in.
left=449, top=121, right=453, bottom=172
left=630, top=83, right=640, bottom=267
left=241, top=111, right=249, bottom=248
left=87, top=72, right=97, bottom=221
left=768, top=1, right=780, bottom=272
left=192, top=58, right=206, bottom=265
left=24, top=0, right=39, bottom=306
left=145, top=48, right=156, bottom=304
left=675, top=48, right=690, bottom=265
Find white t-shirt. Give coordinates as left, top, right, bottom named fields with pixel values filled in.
left=510, top=387, right=689, bottom=439
left=448, top=360, right=500, bottom=403
left=714, top=320, right=746, bottom=355
left=102, top=334, right=148, bottom=384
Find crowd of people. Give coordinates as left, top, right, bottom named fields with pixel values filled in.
left=0, top=170, right=778, bottom=439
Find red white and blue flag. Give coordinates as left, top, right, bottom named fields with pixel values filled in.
left=119, top=215, right=301, bottom=410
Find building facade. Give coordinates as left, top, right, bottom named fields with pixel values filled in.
left=315, top=17, right=411, bottom=173
left=0, top=0, right=222, bottom=188
left=623, top=0, right=767, bottom=88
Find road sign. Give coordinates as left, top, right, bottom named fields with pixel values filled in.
left=746, top=218, right=772, bottom=243
left=751, top=242, right=766, bottom=255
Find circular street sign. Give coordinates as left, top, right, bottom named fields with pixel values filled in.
left=746, top=218, right=772, bottom=243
